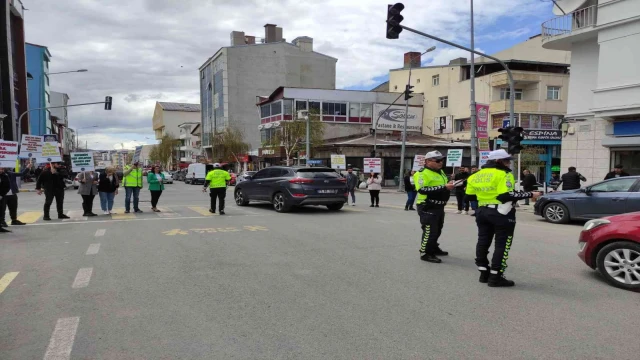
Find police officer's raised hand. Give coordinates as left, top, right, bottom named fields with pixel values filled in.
left=531, top=191, right=543, bottom=199
left=445, top=181, right=455, bottom=190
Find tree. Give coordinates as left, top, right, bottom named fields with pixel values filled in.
left=149, top=145, right=161, bottom=165
left=263, top=110, right=324, bottom=165
left=149, top=134, right=179, bottom=169
left=211, top=126, right=250, bottom=169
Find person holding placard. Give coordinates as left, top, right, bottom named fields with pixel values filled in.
left=123, top=162, right=144, bottom=213
left=0, top=163, right=32, bottom=227
left=77, top=170, right=99, bottom=217
left=0, top=169, right=12, bottom=232
left=366, top=172, right=382, bottom=207
left=36, top=163, right=70, bottom=221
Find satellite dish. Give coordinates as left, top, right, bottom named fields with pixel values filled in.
left=552, top=0, right=590, bottom=16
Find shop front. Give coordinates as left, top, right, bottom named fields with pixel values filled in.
left=497, top=129, right=562, bottom=184
left=258, top=146, right=286, bottom=168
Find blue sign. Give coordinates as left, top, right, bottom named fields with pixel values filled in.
left=502, top=119, right=511, bottom=128
left=307, top=159, right=323, bottom=165
left=613, top=120, right=640, bottom=137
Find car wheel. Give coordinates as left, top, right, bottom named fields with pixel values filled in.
left=596, top=242, right=640, bottom=291
left=327, top=203, right=344, bottom=211
left=543, top=202, right=569, bottom=224
left=234, top=189, right=249, bottom=206
left=272, top=192, right=291, bottom=213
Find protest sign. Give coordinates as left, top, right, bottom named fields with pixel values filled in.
left=71, top=152, right=95, bottom=172
left=0, top=141, right=20, bottom=168
left=133, top=146, right=143, bottom=163
left=19, top=135, right=43, bottom=159
left=39, top=141, right=62, bottom=163
left=331, top=154, right=346, bottom=170
left=412, top=154, right=425, bottom=171
left=446, top=149, right=463, bottom=167
left=363, top=158, right=381, bottom=173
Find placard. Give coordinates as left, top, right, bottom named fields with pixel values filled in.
left=0, top=141, right=20, bottom=168
left=71, top=152, right=95, bottom=172
left=39, top=141, right=62, bottom=162
left=19, top=135, right=43, bottom=159
left=479, top=151, right=490, bottom=168
left=363, top=158, right=381, bottom=173
left=412, top=154, right=425, bottom=171
left=330, top=154, right=346, bottom=170
left=133, top=146, right=143, bottom=163
left=446, top=149, right=463, bottom=167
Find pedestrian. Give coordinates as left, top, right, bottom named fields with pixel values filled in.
left=123, top=162, right=144, bottom=214
left=35, top=163, right=70, bottom=221
left=549, top=172, right=561, bottom=191
left=404, top=170, right=417, bottom=211
left=604, top=164, right=630, bottom=180
left=203, top=163, right=230, bottom=215
left=413, top=151, right=455, bottom=263
left=98, top=166, right=119, bottom=215
left=558, top=166, right=587, bottom=191
left=147, top=166, right=165, bottom=212
left=0, top=168, right=12, bottom=232
left=77, top=170, right=99, bottom=217
left=346, top=166, right=358, bottom=206
left=454, top=167, right=470, bottom=214
left=366, top=172, right=381, bottom=207
left=468, top=166, right=479, bottom=216
left=466, top=149, right=541, bottom=287
left=0, top=163, right=32, bottom=227
left=520, top=169, right=538, bottom=205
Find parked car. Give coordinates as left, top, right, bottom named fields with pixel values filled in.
left=534, top=176, right=640, bottom=224
left=229, top=172, right=237, bottom=186
left=237, top=171, right=256, bottom=183
left=578, top=211, right=640, bottom=291
left=162, top=171, right=174, bottom=184
left=234, top=166, right=347, bottom=213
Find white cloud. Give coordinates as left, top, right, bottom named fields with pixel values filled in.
left=24, top=0, right=551, bottom=148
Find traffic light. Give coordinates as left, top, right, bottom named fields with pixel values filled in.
left=104, top=96, right=113, bottom=110
left=497, top=126, right=524, bottom=154
left=404, top=84, right=414, bottom=101
left=386, top=3, right=405, bottom=39
left=369, top=128, right=376, bottom=135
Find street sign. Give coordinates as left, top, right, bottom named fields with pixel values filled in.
left=446, top=149, right=463, bottom=167
left=363, top=158, right=381, bottom=173
left=502, top=118, right=511, bottom=128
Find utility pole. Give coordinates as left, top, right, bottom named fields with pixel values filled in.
left=469, top=0, right=477, bottom=167
left=305, top=114, right=310, bottom=167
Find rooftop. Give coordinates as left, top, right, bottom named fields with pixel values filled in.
left=158, top=102, right=201, bottom=112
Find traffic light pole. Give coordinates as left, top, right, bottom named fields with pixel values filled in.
left=15, top=100, right=111, bottom=139
left=469, top=0, right=477, bottom=167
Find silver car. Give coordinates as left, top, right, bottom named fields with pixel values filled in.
left=237, top=171, right=257, bottom=183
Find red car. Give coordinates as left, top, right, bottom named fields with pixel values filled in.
left=578, top=212, right=640, bottom=291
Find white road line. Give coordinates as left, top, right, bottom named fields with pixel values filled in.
left=43, top=317, right=80, bottom=360
left=71, top=268, right=93, bottom=289
left=85, top=243, right=100, bottom=255
left=23, top=214, right=264, bottom=226
left=94, top=229, right=106, bottom=237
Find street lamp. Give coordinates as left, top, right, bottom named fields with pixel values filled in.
left=76, top=125, right=98, bottom=150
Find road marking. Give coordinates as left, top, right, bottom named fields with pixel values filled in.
left=23, top=214, right=263, bottom=227
left=342, top=207, right=366, bottom=212
left=71, top=268, right=93, bottom=289
left=63, top=210, right=86, bottom=222
left=156, top=207, right=179, bottom=217
left=94, top=229, right=106, bottom=237
left=85, top=243, right=100, bottom=255
left=164, top=225, right=269, bottom=236
left=188, top=206, right=215, bottom=216
left=43, top=316, right=79, bottom=360
left=112, top=212, right=136, bottom=220
left=17, top=211, right=42, bottom=224
left=0, top=272, right=19, bottom=295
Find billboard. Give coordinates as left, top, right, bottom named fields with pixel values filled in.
left=373, top=104, right=423, bottom=132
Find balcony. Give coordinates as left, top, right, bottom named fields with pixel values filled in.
left=541, top=5, right=597, bottom=50
left=490, top=100, right=540, bottom=114
left=179, top=133, right=188, bottom=140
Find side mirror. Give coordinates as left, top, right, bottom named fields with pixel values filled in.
left=582, top=188, right=590, bottom=194
left=245, top=175, right=252, bottom=181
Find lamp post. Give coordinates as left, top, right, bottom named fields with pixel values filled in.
left=76, top=125, right=98, bottom=150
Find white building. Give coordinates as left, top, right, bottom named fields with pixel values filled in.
left=178, top=122, right=200, bottom=163
left=199, top=23, right=337, bottom=156
left=542, top=0, right=640, bottom=179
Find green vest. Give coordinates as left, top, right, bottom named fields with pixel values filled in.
left=465, top=168, right=515, bottom=205
left=124, top=166, right=143, bottom=188
left=205, top=169, right=231, bottom=188
left=414, top=168, right=448, bottom=205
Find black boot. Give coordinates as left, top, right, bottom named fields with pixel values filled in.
left=434, top=248, right=449, bottom=256
left=420, top=253, right=442, bottom=263
left=0, top=220, right=8, bottom=228
left=0, top=227, right=11, bottom=233
left=479, top=269, right=490, bottom=283
left=404, top=205, right=408, bottom=211
left=409, top=206, right=415, bottom=211
left=488, top=272, right=515, bottom=287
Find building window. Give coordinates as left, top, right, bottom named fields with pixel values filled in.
left=455, top=118, right=470, bottom=132
left=500, top=88, right=523, bottom=100
left=295, top=100, right=307, bottom=116
left=322, top=102, right=347, bottom=122
left=270, top=101, right=282, bottom=116
left=283, top=99, right=293, bottom=117
left=261, top=128, right=277, bottom=144
left=260, top=104, right=270, bottom=118
left=360, top=103, right=373, bottom=123
left=439, top=96, right=448, bottom=109
left=547, top=86, right=561, bottom=100
left=416, top=79, right=420, bottom=84
left=349, top=103, right=360, bottom=123
left=309, top=101, right=321, bottom=120
left=432, top=75, right=439, bottom=86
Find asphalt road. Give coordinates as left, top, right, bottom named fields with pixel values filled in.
left=1, top=182, right=637, bottom=359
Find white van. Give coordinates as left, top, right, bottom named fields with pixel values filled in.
left=186, top=163, right=213, bottom=185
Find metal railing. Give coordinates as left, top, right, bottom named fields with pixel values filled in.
left=542, top=5, right=597, bottom=41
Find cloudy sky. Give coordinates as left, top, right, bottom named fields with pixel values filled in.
left=24, top=0, right=556, bottom=150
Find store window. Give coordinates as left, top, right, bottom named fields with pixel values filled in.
left=611, top=150, right=640, bottom=176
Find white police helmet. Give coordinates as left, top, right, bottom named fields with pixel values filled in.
left=213, top=163, right=221, bottom=168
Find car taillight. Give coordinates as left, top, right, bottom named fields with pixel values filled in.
left=292, top=193, right=306, bottom=197
left=289, top=177, right=314, bottom=184
left=338, top=178, right=347, bottom=183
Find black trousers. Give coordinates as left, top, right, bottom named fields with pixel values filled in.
left=417, top=205, right=445, bottom=254
left=369, top=190, right=380, bottom=205
left=474, top=207, right=516, bottom=273
left=0, top=194, right=18, bottom=222
left=44, top=190, right=65, bottom=217
left=81, top=194, right=95, bottom=215
left=209, top=187, right=226, bottom=212
left=150, top=190, right=163, bottom=208
left=455, top=192, right=469, bottom=211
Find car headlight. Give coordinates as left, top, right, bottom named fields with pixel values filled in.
left=583, top=219, right=611, bottom=231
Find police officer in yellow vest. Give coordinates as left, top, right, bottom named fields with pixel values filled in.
left=123, top=162, right=144, bottom=214
left=465, top=149, right=541, bottom=287
left=413, top=151, right=455, bottom=263
left=203, top=163, right=231, bottom=215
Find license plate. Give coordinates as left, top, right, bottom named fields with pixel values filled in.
left=317, top=189, right=336, bottom=194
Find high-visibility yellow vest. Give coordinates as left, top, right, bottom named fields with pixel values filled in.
left=465, top=167, right=515, bottom=205
left=414, top=167, right=448, bottom=205
left=123, top=166, right=143, bottom=188
left=205, top=169, right=231, bottom=188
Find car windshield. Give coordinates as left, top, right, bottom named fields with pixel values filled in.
left=246, top=171, right=256, bottom=176
left=295, top=169, right=340, bottom=179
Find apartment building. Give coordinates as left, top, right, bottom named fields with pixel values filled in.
left=178, top=122, right=200, bottom=164
left=25, top=43, right=52, bottom=135
left=542, top=0, right=640, bottom=179
left=152, top=102, right=201, bottom=140
left=199, top=24, right=337, bottom=157
left=389, top=35, right=571, bottom=181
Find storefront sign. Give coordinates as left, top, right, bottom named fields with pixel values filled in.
left=523, top=129, right=562, bottom=141
left=476, top=104, right=490, bottom=151
left=0, top=141, right=20, bottom=168
left=363, top=158, right=381, bottom=173
left=479, top=151, right=490, bottom=168
left=331, top=154, right=346, bottom=170
left=373, top=104, right=423, bottom=132
left=412, top=154, right=425, bottom=171
left=446, top=149, right=463, bottom=167
left=71, top=152, right=95, bottom=172
left=307, top=159, right=323, bottom=165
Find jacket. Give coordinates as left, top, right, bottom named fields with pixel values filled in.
left=123, top=166, right=144, bottom=188
left=521, top=173, right=538, bottom=191
left=0, top=172, right=11, bottom=198
left=366, top=176, right=382, bottom=191
left=77, top=171, right=99, bottom=196
left=559, top=171, right=586, bottom=190
left=36, top=168, right=67, bottom=192
left=98, top=172, right=119, bottom=193
left=604, top=171, right=630, bottom=180
left=346, top=173, right=359, bottom=190
left=6, top=167, right=30, bottom=194
left=147, top=172, right=165, bottom=191
left=453, top=171, right=470, bottom=193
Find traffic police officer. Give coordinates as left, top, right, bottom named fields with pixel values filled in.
left=203, top=163, right=231, bottom=215
left=413, top=151, right=455, bottom=263
left=465, top=149, right=540, bottom=287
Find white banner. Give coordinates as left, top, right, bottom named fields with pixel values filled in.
left=363, top=158, right=381, bottom=173
left=71, top=152, right=95, bottom=172
left=446, top=149, right=463, bottom=167
left=19, top=135, right=43, bottom=159
left=0, top=141, right=20, bottom=168
left=479, top=151, right=490, bottom=168
left=412, top=154, right=425, bottom=171
left=373, top=104, right=423, bottom=132
left=330, top=154, right=346, bottom=170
